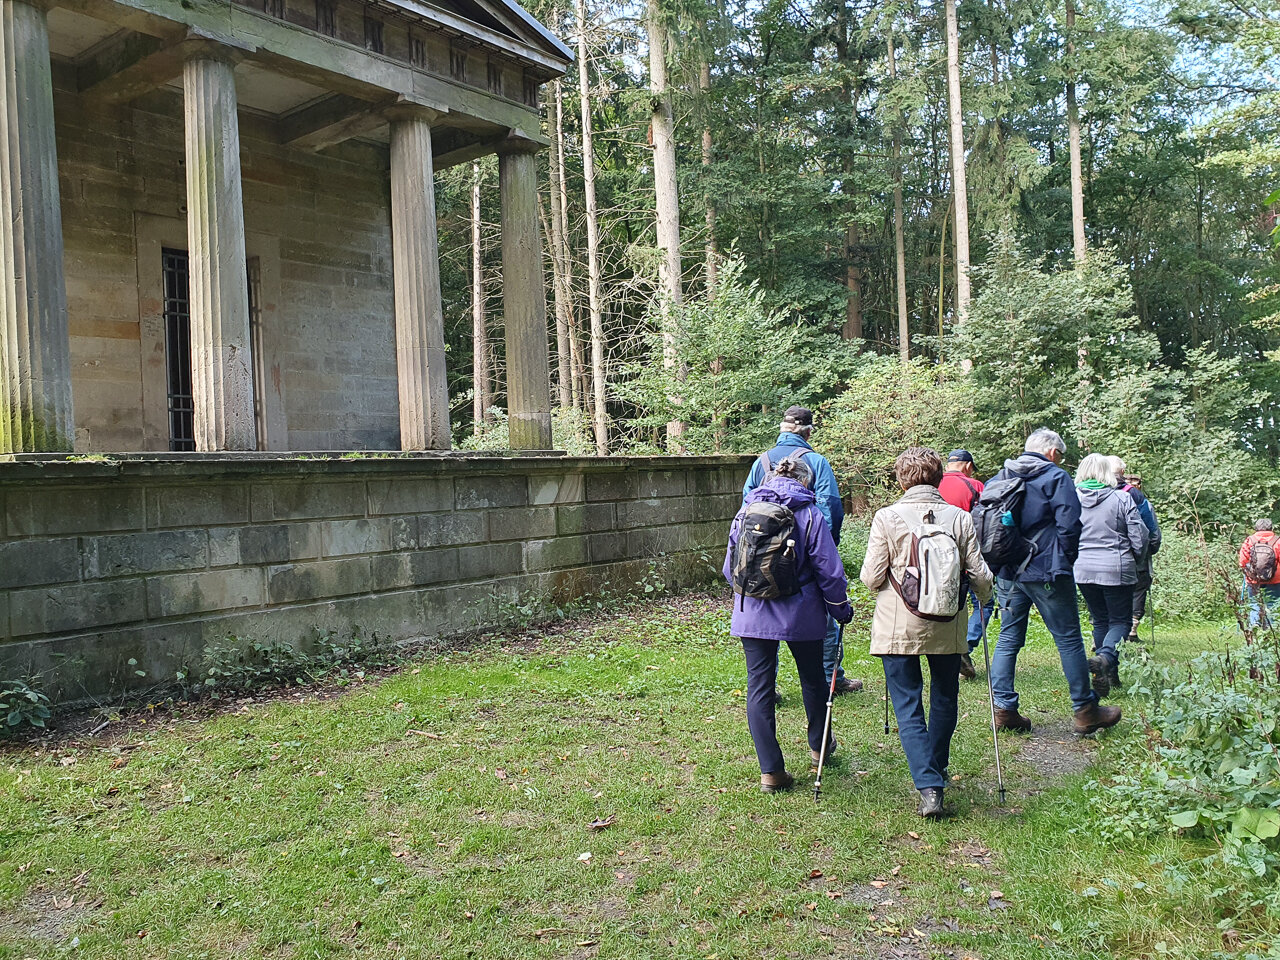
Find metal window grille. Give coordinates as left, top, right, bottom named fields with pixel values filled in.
left=364, top=16, right=383, bottom=53
left=315, top=0, right=336, bottom=36
left=162, top=248, right=195, bottom=451
left=247, top=257, right=267, bottom=451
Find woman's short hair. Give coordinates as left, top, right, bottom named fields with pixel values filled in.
left=895, top=447, right=944, bottom=489
left=1106, top=455, right=1127, bottom=482
left=1257, top=519, right=1275, bottom=532
left=1075, top=453, right=1117, bottom=487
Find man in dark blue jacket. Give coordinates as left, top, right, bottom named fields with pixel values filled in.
left=743, top=406, right=861, bottom=694
left=987, top=428, right=1121, bottom=736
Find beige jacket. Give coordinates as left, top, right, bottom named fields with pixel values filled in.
left=859, top=485, right=994, bottom=656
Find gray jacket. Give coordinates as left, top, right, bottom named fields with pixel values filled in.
left=1073, top=486, right=1150, bottom=586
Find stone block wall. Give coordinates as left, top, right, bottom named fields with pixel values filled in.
left=0, top=455, right=752, bottom=703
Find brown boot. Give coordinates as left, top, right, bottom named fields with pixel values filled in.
left=959, top=654, right=977, bottom=680
left=759, top=771, right=794, bottom=794
left=993, top=707, right=1032, bottom=733
left=810, top=738, right=838, bottom=766
left=834, top=677, right=863, bottom=695
left=1074, top=702, right=1122, bottom=735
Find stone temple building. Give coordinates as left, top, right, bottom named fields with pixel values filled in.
left=1, top=0, right=572, bottom=455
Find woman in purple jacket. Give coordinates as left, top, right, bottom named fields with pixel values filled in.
left=723, top=459, right=854, bottom=793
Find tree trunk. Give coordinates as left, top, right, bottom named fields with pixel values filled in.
left=944, top=0, right=972, bottom=325
left=647, top=0, right=685, bottom=446
left=554, top=75, right=589, bottom=414
left=889, top=30, right=910, bottom=362
left=546, top=74, right=574, bottom=410
left=471, top=162, right=491, bottom=432
left=700, top=58, right=717, bottom=298
left=577, top=0, right=608, bottom=455
left=835, top=2, right=863, bottom=343
left=1066, top=0, right=1086, bottom=265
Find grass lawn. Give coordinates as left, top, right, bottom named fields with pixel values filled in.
left=0, top=592, right=1241, bottom=960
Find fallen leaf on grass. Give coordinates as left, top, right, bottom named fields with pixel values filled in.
left=577, top=852, right=593, bottom=862
left=990, top=890, right=1004, bottom=899
left=588, top=815, right=616, bottom=831
left=825, top=890, right=842, bottom=899
left=907, top=831, right=920, bottom=840
left=577, top=940, right=597, bottom=947
left=495, top=769, right=507, bottom=780
left=805, top=902, right=817, bottom=911
left=809, top=869, right=823, bottom=879
left=890, top=866, right=901, bottom=876
left=870, top=880, right=888, bottom=888
left=405, top=729, right=440, bottom=739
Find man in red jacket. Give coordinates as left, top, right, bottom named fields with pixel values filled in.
left=938, top=450, right=991, bottom=678
left=1240, top=519, right=1280, bottom=628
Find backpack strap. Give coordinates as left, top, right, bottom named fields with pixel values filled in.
left=758, top=451, right=773, bottom=477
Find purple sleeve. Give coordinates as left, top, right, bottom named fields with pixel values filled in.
left=803, top=505, right=850, bottom=608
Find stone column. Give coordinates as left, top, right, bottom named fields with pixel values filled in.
left=388, top=107, right=449, bottom=450
left=0, top=0, right=72, bottom=453
left=183, top=46, right=256, bottom=451
left=498, top=140, right=553, bottom=451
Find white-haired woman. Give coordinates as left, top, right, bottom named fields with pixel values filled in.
left=1074, top=453, right=1150, bottom=696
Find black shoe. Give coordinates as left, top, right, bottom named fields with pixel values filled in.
left=917, top=787, right=944, bottom=819
left=1108, top=662, right=1122, bottom=693
left=1088, top=656, right=1112, bottom=698
left=958, top=654, right=977, bottom=680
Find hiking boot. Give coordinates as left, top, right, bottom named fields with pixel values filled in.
left=1108, top=662, right=1122, bottom=693
left=993, top=707, right=1032, bottom=733
left=917, top=787, right=944, bottom=819
left=1073, top=702, right=1122, bottom=736
left=834, top=677, right=863, bottom=695
left=1088, top=656, right=1112, bottom=698
left=759, top=771, right=794, bottom=794
left=958, top=654, right=977, bottom=680
left=810, top=738, right=838, bottom=766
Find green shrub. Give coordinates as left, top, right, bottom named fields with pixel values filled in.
left=1091, top=624, right=1280, bottom=925
left=1, top=679, right=51, bottom=734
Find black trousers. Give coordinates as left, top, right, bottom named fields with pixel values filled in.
left=741, top=637, right=828, bottom=774
left=1129, top=572, right=1152, bottom=638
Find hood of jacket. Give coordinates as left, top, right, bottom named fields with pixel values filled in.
left=1076, top=485, right=1116, bottom=508
left=745, top=476, right=816, bottom=510
left=1002, top=452, right=1057, bottom=479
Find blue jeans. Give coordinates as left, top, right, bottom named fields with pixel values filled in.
left=991, top=576, right=1097, bottom=713
left=966, top=588, right=995, bottom=652
left=823, top=614, right=846, bottom=682
left=882, top=653, right=960, bottom=790
left=1243, top=581, right=1280, bottom=629
left=741, top=637, right=828, bottom=774
left=1078, top=583, right=1134, bottom=667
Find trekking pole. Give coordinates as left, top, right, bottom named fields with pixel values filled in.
left=979, top=616, right=1006, bottom=805
left=813, top=624, right=843, bottom=802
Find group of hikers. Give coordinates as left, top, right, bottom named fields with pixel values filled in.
left=723, top=407, right=1168, bottom=818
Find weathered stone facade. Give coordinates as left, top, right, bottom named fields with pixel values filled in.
left=3, top=0, right=572, bottom=454
left=0, top=455, right=751, bottom=702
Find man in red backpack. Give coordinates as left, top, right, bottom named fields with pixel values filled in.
left=938, top=450, right=991, bottom=679
left=1239, top=519, right=1280, bottom=628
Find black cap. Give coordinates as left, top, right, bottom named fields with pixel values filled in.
left=948, top=449, right=974, bottom=463
left=782, top=405, right=813, bottom=427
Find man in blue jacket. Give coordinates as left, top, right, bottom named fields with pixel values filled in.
left=742, top=406, right=862, bottom=694
left=986, top=428, right=1121, bottom=736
